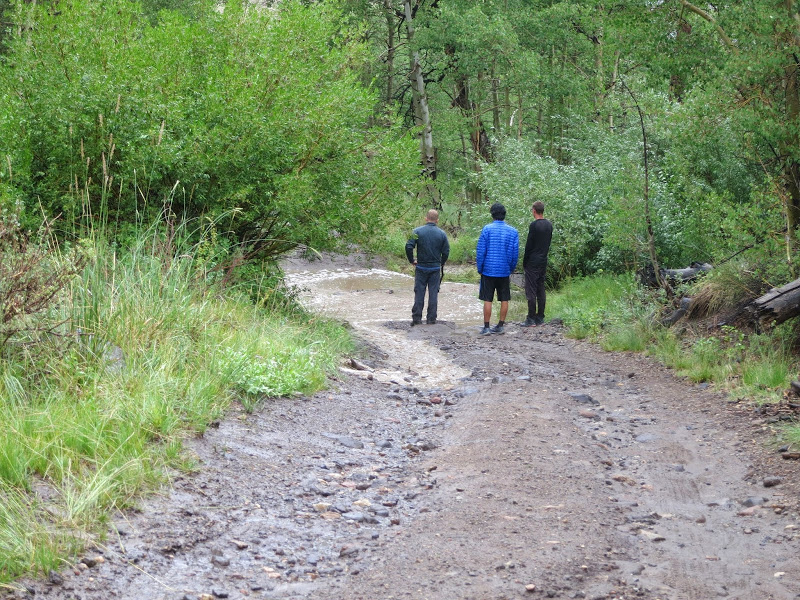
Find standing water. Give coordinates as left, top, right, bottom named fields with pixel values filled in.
left=283, top=256, right=481, bottom=389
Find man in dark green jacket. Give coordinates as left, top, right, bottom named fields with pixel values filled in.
left=405, top=209, right=450, bottom=325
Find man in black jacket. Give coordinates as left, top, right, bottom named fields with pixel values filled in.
left=521, top=201, right=553, bottom=327
left=405, top=209, right=450, bottom=325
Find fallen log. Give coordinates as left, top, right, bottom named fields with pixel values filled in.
left=661, top=296, right=692, bottom=327
left=640, top=262, right=713, bottom=288
left=746, top=277, right=800, bottom=328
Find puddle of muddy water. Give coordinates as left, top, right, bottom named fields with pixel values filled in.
left=283, top=266, right=480, bottom=389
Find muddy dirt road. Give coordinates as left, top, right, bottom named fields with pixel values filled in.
left=11, top=254, right=800, bottom=600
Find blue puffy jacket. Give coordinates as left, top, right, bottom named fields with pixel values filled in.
left=476, top=220, right=519, bottom=277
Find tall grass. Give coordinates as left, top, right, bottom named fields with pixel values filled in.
left=0, top=222, right=351, bottom=582
left=549, top=274, right=799, bottom=406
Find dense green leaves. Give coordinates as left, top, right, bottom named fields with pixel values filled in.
left=0, top=0, right=419, bottom=258
left=2, top=0, right=800, bottom=280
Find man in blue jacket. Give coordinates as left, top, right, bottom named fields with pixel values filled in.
left=406, top=209, right=450, bottom=325
left=476, top=202, right=519, bottom=335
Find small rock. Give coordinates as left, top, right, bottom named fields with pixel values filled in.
left=430, top=396, right=442, bottom=404
left=611, top=473, right=637, bottom=486
left=211, top=555, right=231, bottom=567
left=763, top=476, right=783, bottom=488
left=525, top=583, right=536, bottom=592
left=579, top=409, right=599, bottom=419
left=339, top=545, right=360, bottom=557
left=741, top=496, right=766, bottom=508
left=48, top=570, right=64, bottom=585
left=639, top=530, right=665, bottom=542
left=568, top=392, right=597, bottom=405
left=341, top=511, right=366, bottom=522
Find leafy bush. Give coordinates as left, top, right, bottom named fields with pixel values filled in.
left=0, top=0, right=419, bottom=260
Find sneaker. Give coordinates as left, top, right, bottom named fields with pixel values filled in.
left=489, top=324, right=505, bottom=335
left=520, top=317, right=537, bottom=328
left=411, top=319, right=422, bottom=326
left=426, top=319, right=436, bottom=325
left=479, top=326, right=492, bottom=335
left=535, top=316, right=545, bottom=325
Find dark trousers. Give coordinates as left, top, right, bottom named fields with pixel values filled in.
left=524, top=266, right=546, bottom=319
left=412, top=268, right=441, bottom=323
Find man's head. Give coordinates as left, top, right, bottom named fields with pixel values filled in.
left=490, top=202, right=506, bottom=221
left=532, top=201, right=545, bottom=217
left=426, top=209, right=439, bottom=223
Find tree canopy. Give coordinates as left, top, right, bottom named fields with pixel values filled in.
left=1, top=0, right=799, bottom=284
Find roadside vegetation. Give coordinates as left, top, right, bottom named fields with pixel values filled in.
left=0, top=221, right=351, bottom=583
left=545, top=270, right=799, bottom=414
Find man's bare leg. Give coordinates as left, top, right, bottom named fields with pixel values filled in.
left=483, top=301, right=493, bottom=323
left=499, top=300, right=509, bottom=322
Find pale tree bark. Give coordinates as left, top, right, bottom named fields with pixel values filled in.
left=679, top=0, right=738, bottom=53
left=404, top=0, right=436, bottom=180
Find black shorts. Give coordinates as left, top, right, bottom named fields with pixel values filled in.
left=479, top=275, right=511, bottom=302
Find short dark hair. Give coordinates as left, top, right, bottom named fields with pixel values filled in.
left=490, top=202, right=506, bottom=220
left=532, top=201, right=545, bottom=215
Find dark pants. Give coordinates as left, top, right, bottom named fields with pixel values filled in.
left=412, top=268, right=441, bottom=323
left=524, top=266, right=546, bottom=320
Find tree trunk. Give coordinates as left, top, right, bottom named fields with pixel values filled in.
left=624, top=79, right=672, bottom=297
left=746, top=277, right=800, bottom=327
left=609, top=51, right=619, bottom=130
left=782, top=0, right=800, bottom=264
left=384, top=0, right=396, bottom=111
left=491, top=60, right=501, bottom=133
left=404, top=0, right=436, bottom=179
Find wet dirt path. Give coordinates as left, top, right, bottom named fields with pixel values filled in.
left=11, top=255, right=800, bottom=600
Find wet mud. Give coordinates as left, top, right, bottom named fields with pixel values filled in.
left=9, top=254, right=800, bottom=600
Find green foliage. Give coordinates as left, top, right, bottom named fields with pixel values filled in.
left=0, top=0, right=419, bottom=259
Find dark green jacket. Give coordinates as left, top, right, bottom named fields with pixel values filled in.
left=406, top=222, right=450, bottom=269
